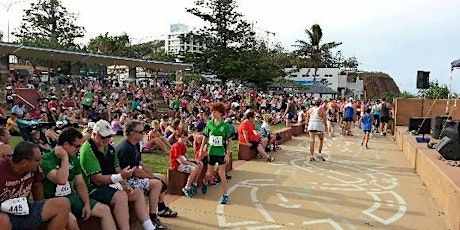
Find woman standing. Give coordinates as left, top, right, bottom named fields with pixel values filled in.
left=305, top=99, right=327, bottom=161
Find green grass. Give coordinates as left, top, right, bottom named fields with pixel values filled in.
left=8, top=123, right=286, bottom=175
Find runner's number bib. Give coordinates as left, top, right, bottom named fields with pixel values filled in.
left=1, top=197, right=29, bottom=215
left=209, top=136, right=223, bottom=146
left=55, top=181, right=72, bottom=197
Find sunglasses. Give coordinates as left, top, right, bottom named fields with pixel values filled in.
left=100, top=135, right=113, bottom=140
left=72, top=143, right=82, bottom=149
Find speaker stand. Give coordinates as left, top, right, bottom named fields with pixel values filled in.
left=417, top=89, right=429, bottom=143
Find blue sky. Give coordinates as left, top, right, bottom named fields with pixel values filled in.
left=1, top=0, right=460, bottom=94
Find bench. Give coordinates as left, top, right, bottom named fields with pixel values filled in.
left=238, top=143, right=258, bottom=160
left=274, top=127, right=292, bottom=145
left=291, top=123, right=304, bottom=136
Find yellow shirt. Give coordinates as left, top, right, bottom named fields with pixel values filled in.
left=6, top=117, right=16, bottom=131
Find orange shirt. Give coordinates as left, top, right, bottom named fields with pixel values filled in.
left=238, top=119, right=260, bottom=143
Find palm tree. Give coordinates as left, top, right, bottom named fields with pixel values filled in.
left=294, top=24, right=342, bottom=84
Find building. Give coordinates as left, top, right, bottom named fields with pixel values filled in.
left=165, top=23, right=204, bottom=55
left=284, top=67, right=364, bottom=99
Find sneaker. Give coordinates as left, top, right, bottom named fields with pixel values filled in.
left=209, top=178, right=221, bottom=187
left=191, top=184, right=198, bottom=195
left=219, top=194, right=229, bottom=204
left=157, top=206, right=178, bottom=218
left=267, top=156, right=275, bottom=162
left=317, top=154, right=326, bottom=161
left=310, top=155, right=316, bottom=161
left=182, top=187, right=194, bottom=198
left=265, top=147, right=271, bottom=152
left=201, top=182, right=208, bottom=194
left=151, top=217, right=168, bottom=230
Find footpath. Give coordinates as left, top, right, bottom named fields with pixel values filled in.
left=135, top=127, right=453, bottom=230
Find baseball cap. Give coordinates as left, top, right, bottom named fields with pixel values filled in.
left=56, top=121, right=63, bottom=126
left=92, top=120, right=116, bottom=137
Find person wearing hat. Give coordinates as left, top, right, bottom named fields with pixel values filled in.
left=79, top=120, right=157, bottom=230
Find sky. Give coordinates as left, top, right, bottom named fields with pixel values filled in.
left=1, top=0, right=460, bottom=94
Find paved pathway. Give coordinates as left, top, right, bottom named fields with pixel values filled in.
left=139, top=127, right=453, bottom=229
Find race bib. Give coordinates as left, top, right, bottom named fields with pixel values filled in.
left=1, top=197, right=29, bottom=215
left=109, top=182, right=123, bottom=191
left=209, top=136, right=223, bottom=146
left=55, top=182, right=71, bottom=197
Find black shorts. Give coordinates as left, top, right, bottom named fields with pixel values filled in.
left=201, top=157, right=209, bottom=165
left=249, top=141, right=260, bottom=150
left=343, top=117, right=353, bottom=122
left=208, top=155, right=226, bottom=166
left=379, top=116, right=389, bottom=124
left=8, top=200, right=46, bottom=230
left=89, top=185, right=118, bottom=206
left=363, top=130, right=371, bottom=133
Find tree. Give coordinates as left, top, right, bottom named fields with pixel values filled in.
left=293, top=24, right=342, bottom=83
left=186, top=0, right=257, bottom=82
left=418, top=80, right=449, bottom=99
left=13, top=0, right=85, bottom=49
left=86, top=32, right=131, bottom=56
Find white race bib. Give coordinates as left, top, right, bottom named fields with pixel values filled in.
left=109, top=182, right=123, bottom=191
left=1, top=197, right=29, bottom=215
left=55, top=182, right=71, bottom=197
left=209, top=136, right=223, bottom=146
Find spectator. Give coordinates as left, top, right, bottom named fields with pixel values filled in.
left=116, top=120, right=175, bottom=229
left=6, top=113, right=20, bottom=136
left=41, top=128, right=117, bottom=230
left=0, top=141, right=70, bottom=230
left=30, top=130, right=52, bottom=153
left=11, top=101, right=28, bottom=118
left=79, top=120, right=157, bottom=230
left=0, top=128, right=12, bottom=159
left=238, top=111, right=275, bottom=162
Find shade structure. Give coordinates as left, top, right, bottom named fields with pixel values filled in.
left=0, top=42, right=191, bottom=71
left=451, top=58, right=460, bottom=70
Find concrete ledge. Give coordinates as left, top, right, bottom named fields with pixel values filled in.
left=398, top=126, right=460, bottom=230
left=291, top=123, right=304, bottom=136
left=238, top=143, right=258, bottom=160
left=275, top=127, right=292, bottom=145
left=167, top=169, right=189, bottom=196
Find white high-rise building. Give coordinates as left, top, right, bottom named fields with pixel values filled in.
left=165, top=23, right=204, bottom=55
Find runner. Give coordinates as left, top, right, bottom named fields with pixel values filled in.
left=305, top=99, right=327, bottom=161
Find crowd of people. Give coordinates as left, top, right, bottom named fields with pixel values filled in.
left=0, top=70, right=393, bottom=229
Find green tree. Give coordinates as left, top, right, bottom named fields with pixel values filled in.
left=186, top=0, right=256, bottom=82
left=293, top=24, right=342, bottom=83
left=418, top=80, right=449, bottom=99
left=86, top=32, right=131, bottom=56
left=13, top=0, right=85, bottom=49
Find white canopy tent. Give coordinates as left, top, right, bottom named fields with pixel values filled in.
left=446, top=58, right=460, bottom=114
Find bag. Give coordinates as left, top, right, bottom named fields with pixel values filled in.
left=275, top=133, right=282, bottom=141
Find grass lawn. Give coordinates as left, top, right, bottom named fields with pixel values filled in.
left=7, top=123, right=286, bottom=175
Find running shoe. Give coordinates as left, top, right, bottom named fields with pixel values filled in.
left=201, top=182, right=208, bottom=194
left=219, top=194, right=229, bottom=204
left=182, top=187, right=194, bottom=198
left=267, top=156, right=275, bottom=162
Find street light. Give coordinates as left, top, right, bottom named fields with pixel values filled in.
left=1, top=0, right=25, bottom=42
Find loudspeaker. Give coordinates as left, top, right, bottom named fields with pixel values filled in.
left=416, top=71, right=430, bottom=89
left=436, top=136, right=460, bottom=161
left=409, top=117, right=431, bottom=134
left=431, top=116, right=450, bottom=139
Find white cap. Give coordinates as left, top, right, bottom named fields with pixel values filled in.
left=56, top=121, right=63, bottom=125
left=6, top=86, right=12, bottom=90
left=87, top=121, right=96, bottom=129
left=92, top=120, right=116, bottom=137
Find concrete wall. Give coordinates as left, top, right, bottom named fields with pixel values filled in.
left=395, top=126, right=460, bottom=230
left=394, top=98, right=460, bottom=126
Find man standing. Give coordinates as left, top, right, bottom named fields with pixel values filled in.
left=0, top=141, right=70, bottom=230
left=79, top=120, right=157, bottom=230
left=117, top=120, right=176, bottom=230
left=41, top=128, right=117, bottom=230
left=378, top=98, right=392, bottom=136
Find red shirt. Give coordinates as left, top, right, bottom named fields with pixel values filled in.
left=0, top=159, right=44, bottom=203
left=238, top=119, right=260, bottom=144
left=169, top=142, right=187, bottom=170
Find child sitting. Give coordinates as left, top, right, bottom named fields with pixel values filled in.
left=169, top=132, right=203, bottom=197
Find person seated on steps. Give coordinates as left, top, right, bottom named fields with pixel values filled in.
left=238, top=111, right=275, bottom=162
